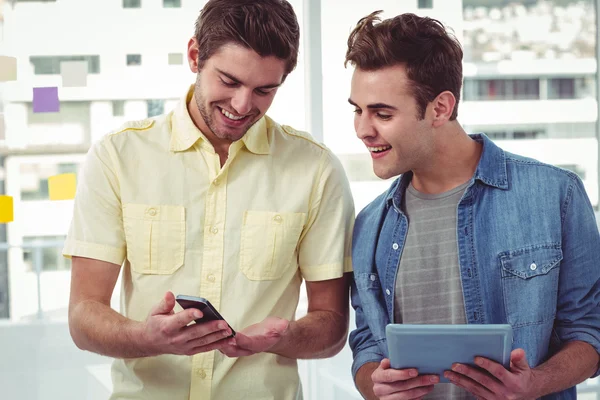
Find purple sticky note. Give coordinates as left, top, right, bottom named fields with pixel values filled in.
left=33, top=87, right=60, bottom=113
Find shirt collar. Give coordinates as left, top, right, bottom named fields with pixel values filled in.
left=170, top=85, right=270, bottom=155
left=385, top=133, right=508, bottom=210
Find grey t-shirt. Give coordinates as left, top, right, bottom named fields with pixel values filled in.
left=394, top=181, right=472, bottom=400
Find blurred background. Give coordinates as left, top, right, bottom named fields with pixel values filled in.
left=0, top=0, right=599, bottom=399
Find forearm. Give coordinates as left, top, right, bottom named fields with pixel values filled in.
left=355, top=362, right=379, bottom=400
left=532, top=341, right=599, bottom=397
left=69, top=299, right=149, bottom=358
left=270, top=310, right=348, bottom=359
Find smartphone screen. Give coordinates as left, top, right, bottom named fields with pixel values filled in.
left=176, top=294, right=236, bottom=337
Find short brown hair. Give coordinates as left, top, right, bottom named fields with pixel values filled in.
left=345, top=11, right=463, bottom=120
left=194, top=0, right=300, bottom=78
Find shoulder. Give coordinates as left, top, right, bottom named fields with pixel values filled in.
left=505, top=151, right=581, bottom=185
left=107, top=118, right=157, bottom=137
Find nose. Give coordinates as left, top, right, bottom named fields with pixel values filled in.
left=231, top=88, right=253, bottom=115
left=355, top=114, right=376, bottom=140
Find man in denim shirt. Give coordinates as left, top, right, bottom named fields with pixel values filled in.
left=345, top=11, right=600, bottom=400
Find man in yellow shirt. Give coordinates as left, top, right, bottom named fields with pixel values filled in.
left=63, top=1, right=354, bottom=399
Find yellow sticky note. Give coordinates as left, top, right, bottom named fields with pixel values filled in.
left=0, top=196, right=14, bottom=223
left=0, top=56, right=17, bottom=82
left=48, top=173, right=77, bottom=201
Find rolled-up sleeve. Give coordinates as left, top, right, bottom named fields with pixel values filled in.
left=349, top=278, right=385, bottom=381
left=555, top=175, right=600, bottom=376
left=62, top=138, right=126, bottom=266
left=298, top=150, right=355, bottom=281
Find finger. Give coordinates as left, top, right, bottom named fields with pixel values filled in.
left=219, top=344, right=254, bottom=358
left=509, top=348, right=530, bottom=372
left=184, top=325, right=233, bottom=347
left=372, top=359, right=419, bottom=383
left=186, top=337, right=237, bottom=356
left=449, top=364, right=503, bottom=395
left=373, top=375, right=439, bottom=397
left=474, top=356, right=512, bottom=386
left=150, top=292, right=176, bottom=316
left=444, top=370, right=494, bottom=399
left=174, top=308, right=205, bottom=329
left=379, top=385, right=434, bottom=400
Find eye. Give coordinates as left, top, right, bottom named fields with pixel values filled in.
left=377, top=113, right=392, bottom=121
left=353, top=108, right=362, bottom=115
left=220, top=78, right=238, bottom=88
left=255, top=88, right=272, bottom=96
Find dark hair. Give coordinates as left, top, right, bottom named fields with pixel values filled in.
left=194, top=0, right=300, bottom=79
left=345, top=11, right=463, bottom=120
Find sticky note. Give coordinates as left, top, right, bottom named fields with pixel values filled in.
left=0, top=56, right=17, bottom=81
left=0, top=196, right=14, bottom=223
left=33, top=87, right=60, bottom=113
left=61, top=60, right=88, bottom=87
left=48, top=173, right=77, bottom=201
left=168, top=53, right=183, bottom=65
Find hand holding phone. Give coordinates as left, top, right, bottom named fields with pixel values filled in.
left=176, top=294, right=236, bottom=338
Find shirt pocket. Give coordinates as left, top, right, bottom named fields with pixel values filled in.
left=122, top=203, right=186, bottom=275
left=499, top=244, right=562, bottom=327
left=239, top=211, right=307, bottom=281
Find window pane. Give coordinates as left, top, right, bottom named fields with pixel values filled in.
left=123, top=0, right=141, bottom=8
left=126, top=54, right=142, bottom=66
left=418, top=0, right=433, bottom=9
left=163, top=0, right=181, bottom=7
left=29, top=55, right=100, bottom=75
left=112, top=100, right=125, bottom=117
left=147, top=100, right=165, bottom=117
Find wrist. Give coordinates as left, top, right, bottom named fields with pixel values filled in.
left=129, top=320, right=156, bottom=357
left=528, top=368, right=545, bottom=399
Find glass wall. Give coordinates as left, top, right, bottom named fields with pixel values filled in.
left=0, top=0, right=598, bottom=399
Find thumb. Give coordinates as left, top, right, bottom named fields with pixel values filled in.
left=269, top=318, right=290, bottom=336
left=380, top=358, right=391, bottom=370
left=150, top=292, right=175, bottom=316
left=509, top=349, right=530, bottom=371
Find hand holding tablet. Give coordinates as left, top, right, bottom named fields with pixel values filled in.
left=386, top=324, right=513, bottom=383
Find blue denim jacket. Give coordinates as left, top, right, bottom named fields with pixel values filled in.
left=349, top=134, right=600, bottom=399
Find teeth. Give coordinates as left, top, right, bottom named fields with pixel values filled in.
left=221, top=108, right=245, bottom=121
left=367, top=145, right=392, bottom=152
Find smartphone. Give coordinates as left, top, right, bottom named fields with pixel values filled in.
left=175, top=294, right=236, bottom=337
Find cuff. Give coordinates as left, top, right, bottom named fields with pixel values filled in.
left=63, top=240, right=125, bottom=266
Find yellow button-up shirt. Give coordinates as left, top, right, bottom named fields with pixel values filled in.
left=63, top=86, right=355, bottom=400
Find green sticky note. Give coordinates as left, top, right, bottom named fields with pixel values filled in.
left=48, top=173, right=77, bottom=201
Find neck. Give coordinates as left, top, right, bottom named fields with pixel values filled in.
left=187, top=93, right=231, bottom=164
left=411, top=122, right=482, bottom=194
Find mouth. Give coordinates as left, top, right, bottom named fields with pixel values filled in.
left=367, top=145, right=392, bottom=154
left=218, top=107, right=250, bottom=125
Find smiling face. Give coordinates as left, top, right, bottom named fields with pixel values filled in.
left=349, top=64, right=437, bottom=180
left=188, top=40, right=287, bottom=144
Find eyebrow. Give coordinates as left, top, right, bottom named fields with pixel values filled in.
left=348, top=98, right=398, bottom=111
left=217, top=68, right=282, bottom=90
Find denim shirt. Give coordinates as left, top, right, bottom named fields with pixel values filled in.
left=349, top=134, right=600, bottom=399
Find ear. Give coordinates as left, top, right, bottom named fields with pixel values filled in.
left=431, top=91, right=456, bottom=128
left=187, top=37, right=200, bottom=73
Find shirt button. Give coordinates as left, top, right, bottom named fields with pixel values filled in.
left=530, top=263, right=537, bottom=271
left=211, top=226, right=219, bottom=234
left=273, top=215, right=283, bottom=223
left=147, top=208, right=157, bottom=216
left=370, top=275, right=376, bottom=281
left=386, top=289, right=391, bottom=295
left=392, top=243, right=399, bottom=250
left=207, top=274, right=215, bottom=283
left=196, top=368, right=207, bottom=379
left=213, top=179, right=219, bottom=186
